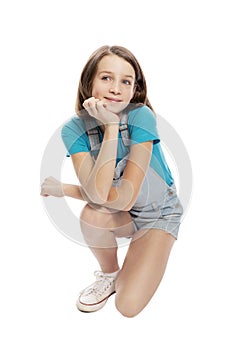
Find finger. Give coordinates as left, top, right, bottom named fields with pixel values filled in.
left=83, top=104, right=96, bottom=117
left=44, top=176, right=59, bottom=185
left=83, top=97, right=94, bottom=109
left=83, top=97, right=99, bottom=109
left=41, top=193, right=49, bottom=197
left=46, top=176, right=57, bottom=182
left=96, top=100, right=106, bottom=113
left=40, top=187, right=48, bottom=196
left=83, top=98, right=100, bottom=117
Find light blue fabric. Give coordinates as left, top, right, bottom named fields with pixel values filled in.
left=61, top=105, right=174, bottom=186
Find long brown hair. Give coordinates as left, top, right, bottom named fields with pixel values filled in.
left=75, top=45, right=154, bottom=114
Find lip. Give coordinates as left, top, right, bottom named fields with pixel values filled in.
left=104, top=97, right=122, bottom=103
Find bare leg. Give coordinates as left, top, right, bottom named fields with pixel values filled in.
left=115, top=228, right=175, bottom=317
left=80, top=204, right=135, bottom=273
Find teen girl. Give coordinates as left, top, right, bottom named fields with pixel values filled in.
left=41, top=45, right=183, bottom=317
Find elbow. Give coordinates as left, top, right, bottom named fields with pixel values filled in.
left=114, top=196, right=136, bottom=212
left=93, top=188, right=110, bottom=205
left=87, top=194, right=107, bottom=206
left=93, top=197, right=108, bottom=206
left=121, top=202, right=134, bottom=212
left=118, top=182, right=137, bottom=212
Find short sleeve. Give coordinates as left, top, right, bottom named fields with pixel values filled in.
left=61, top=117, right=90, bottom=155
left=128, top=106, right=160, bottom=146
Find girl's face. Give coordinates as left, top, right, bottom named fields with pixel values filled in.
left=91, top=54, right=136, bottom=114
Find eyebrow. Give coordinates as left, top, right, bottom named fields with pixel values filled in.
left=98, top=70, right=135, bottom=79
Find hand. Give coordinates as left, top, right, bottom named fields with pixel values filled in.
left=83, top=97, right=120, bottom=125
left=40, top=176, right=64, bottom=197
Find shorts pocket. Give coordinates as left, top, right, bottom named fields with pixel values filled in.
left=160, top=187, right=183, bottom=218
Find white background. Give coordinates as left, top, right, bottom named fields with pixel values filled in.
left=1, top=0, right=232, bottom=349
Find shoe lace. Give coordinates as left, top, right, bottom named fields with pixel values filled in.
left=84, top=271, right=115, bottom=298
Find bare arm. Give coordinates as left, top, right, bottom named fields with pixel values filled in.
left=41, top=97, right=153, bottom=210
left=41, top=97, right=120, bottom=203
left=71, top=97, right=121, bottom=204
left=71, top=123, right=119, bottom=204
left=104, top=140, right=153, bottom=211
left=63, top=141, right=153, bottom=211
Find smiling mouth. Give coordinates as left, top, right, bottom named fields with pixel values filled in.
left=104, top=97, right=122, bottom=103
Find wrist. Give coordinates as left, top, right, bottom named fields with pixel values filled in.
left=62, top=183, right=68, bottom=196
left=104, top=123, right=119, bottom=137
left=62, top=183, right=88, bottom=201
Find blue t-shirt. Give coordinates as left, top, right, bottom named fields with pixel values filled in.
left=61, top=105, right=174, bottom=186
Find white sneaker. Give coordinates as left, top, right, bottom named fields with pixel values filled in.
left=76, top=271, right=117, bottom=312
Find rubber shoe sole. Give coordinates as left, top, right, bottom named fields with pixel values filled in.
left=76, top=291, right=116, bottom=313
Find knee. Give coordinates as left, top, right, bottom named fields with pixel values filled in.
left=80, top=204, right=112, bottom=225
left=80, top=204, right=95, bottom=226
left=115, top=291, right=143, bottom=318
left=80, top=204, right=117, bottom=248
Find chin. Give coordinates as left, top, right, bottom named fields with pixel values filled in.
left=106, top=102, right=128, bottom=114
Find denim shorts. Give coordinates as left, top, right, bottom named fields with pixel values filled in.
left=129, top=185, right=183, bottom=239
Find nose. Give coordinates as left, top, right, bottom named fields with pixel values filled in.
left=109, top=80, right=121, bottom=94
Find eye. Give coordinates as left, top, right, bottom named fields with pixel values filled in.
left=122, top=79, right=131, bottom=85
left=101, top=75, right=111, bottom=81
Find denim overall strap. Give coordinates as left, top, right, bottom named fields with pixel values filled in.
left=84, top=117, right=101, bottom=159
left=84, top=113, right=130, bottom=160
left=119, top=113, right=130, bottom=147
left=87, top=128, right=100, bottom=151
